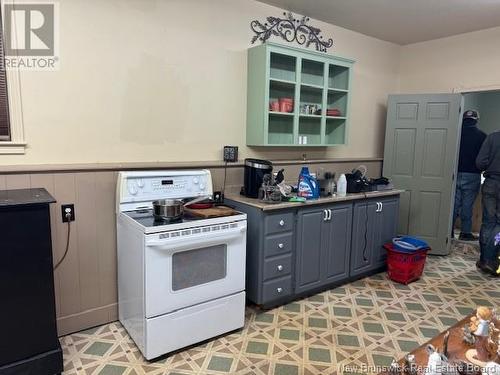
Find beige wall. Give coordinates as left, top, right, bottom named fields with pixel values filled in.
left=0, top=0, right=400, bottom=167
left=399, top=26, right=500, bottom=93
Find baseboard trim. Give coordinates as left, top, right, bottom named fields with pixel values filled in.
left=57, top=303, right=118, bottom=336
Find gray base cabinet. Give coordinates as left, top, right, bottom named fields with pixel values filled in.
left=295, top=203, right=351, bottom=294
left=227, top=194, right=399, bottom=307
left=350, top=197, right=399, bottom=277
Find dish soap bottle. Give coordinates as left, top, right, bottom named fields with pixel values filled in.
left=337, top=174, right=347, bottom=197
left=298, top=167, right=319, bottom=200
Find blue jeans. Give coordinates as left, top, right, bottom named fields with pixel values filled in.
left=453, top=172, right=481, bottom=234
left=479, top=177, right=500, bottom=266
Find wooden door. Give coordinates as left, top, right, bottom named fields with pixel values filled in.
left=383, top=94, right=463, bottom=255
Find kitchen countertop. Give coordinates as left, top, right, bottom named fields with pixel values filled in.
left=0, top=188, right=56, bottom=207
left=225, top=189, right=404, bottom=211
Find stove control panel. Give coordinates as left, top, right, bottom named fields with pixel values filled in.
left=118, top=170, right=213, bottom=211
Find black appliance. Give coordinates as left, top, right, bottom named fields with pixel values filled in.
left=0, top=188, right=63, bottom=375
left=346, top=169, right=370, bottom=193
left=242, top=158, right=272, bottom=198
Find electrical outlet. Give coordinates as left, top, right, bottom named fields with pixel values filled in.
left=223, top=146, right=238, bottom=162
left=213, top=191, right=224, bottom=204
left=61, top=204, right=75, bottom=222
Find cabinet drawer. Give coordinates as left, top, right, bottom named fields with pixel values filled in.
left=264, top=212, right=294, bottom=234
left=262, top=276, right=292, bottom=302
left=264, top=232, right=293, bottom=257
left=263, top=254, right=292, bottom=281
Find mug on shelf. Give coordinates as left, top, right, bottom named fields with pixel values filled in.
left=269, top=100, right=280, bottom=112
left=278, top=97, right=294, bottom=113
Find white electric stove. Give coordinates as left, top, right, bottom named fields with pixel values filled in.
left=116, top=170, right=247, bottom=360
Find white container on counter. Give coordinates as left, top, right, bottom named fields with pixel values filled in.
left=337, top=174, right=347, bottom=197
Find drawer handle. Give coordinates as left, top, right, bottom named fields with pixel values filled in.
left=277, top=287, right=283, bottom=293
left=278, top=243, right=284, bottom=249
left=277, top=264, right=284, bottom=272
left=279, top=220, right=285, bottom=226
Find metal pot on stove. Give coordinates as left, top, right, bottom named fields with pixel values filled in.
left=152, top=196, right=210, bottom=221
left=152, top=199, right=184, bottom=221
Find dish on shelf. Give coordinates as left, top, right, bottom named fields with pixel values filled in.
left=269, top=100, right=279, bottom=112
left=326, top=108, right=342, bottom=116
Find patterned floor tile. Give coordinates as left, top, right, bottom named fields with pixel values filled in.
left=60, top=243, right=499, bottom=375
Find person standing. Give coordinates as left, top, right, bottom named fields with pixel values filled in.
left=476, top=129, right=500, bottom=276
left=453, top=110, right=486, bottom=240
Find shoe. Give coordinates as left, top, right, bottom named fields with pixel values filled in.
left=476, top=261, right=499, bottom=277
left=459, top=233, right=478, bottom=241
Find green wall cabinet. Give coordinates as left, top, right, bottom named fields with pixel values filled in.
left=246, top=42, right=355, bottom=146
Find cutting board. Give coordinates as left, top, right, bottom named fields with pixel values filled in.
left=185, top=205, right=237, bottom=219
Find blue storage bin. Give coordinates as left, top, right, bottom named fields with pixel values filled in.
left=392, top=236, right=430, bottom=253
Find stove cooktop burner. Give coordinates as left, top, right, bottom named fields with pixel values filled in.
left=153, top=216, right=182, bottom=224
left=124, top=209, right=208, bottom=228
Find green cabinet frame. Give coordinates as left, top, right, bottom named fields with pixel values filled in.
left=246, top=42, right=355, bottom=146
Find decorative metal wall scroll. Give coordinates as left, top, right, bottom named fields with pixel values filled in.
left=250, top=12, right=333, bottom=52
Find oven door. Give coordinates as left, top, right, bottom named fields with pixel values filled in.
left=144, top=221, right=246, bottom=318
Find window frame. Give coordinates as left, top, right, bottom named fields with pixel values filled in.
left=0, top=1, right=26, bottom=154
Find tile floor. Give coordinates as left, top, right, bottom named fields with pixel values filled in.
left=61, top=243, right=499, bottom=375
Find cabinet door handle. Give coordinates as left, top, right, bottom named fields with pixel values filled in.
left=277, top=287, right=283, bottom=293
left=328, top=209, right=332, bottom=221
left=279, top=220, right=285, bottom=226
left=277, top=265, right=283, bottom=272
left=278, top=243, right=284, bottom=249
left=376, top=202, right=381, bottom=212
left=380, top=202, right=383, bottom=212
left=323, top=209, right=328, bottom=221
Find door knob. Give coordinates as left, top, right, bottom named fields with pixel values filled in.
left=277, top=265, right=283, bottom=271
left=278, top=243, right=284, bottom=249
left=279, top=220, right=285, bottom=226
left=277, top=287, right=283, bottom=293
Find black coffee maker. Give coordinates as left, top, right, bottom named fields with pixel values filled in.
left=242, top=158, right=273, bottom=198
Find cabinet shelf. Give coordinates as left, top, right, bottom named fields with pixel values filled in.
left=247, top=42, right=354, bottom=146
left=328, top=88, right=349, bottom=93
left=269, top=111, right=294, bottom=117
left=301, top=83, right=323, bottom=90
left=270, top=78, right=296, bottom=86
left=299, top=114, right=322, bottom=118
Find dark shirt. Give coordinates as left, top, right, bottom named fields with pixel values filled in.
left=458, top=123, right=486, bottom=174
left=476, top=130, right=500, bottom=177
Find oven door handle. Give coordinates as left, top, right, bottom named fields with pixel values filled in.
left=146, top=226, right=246, bottom=250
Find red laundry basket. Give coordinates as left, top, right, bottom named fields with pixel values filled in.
left=384, top=243, right=429, bottom=284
